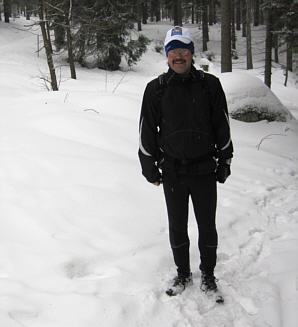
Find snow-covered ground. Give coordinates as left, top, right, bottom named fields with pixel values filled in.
left=0, top=18, right=298, bottom=327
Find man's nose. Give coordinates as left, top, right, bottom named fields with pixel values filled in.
left=174, top=52, right=183, bottom=58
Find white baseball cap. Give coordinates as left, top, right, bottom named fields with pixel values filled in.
left=164, top=26, right=194, bottom=46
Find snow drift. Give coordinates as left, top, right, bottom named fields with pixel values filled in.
left=220, top=71, right=294, bottom=122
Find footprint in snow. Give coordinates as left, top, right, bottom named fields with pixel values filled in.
left=64, top=258, right=90, bottom=279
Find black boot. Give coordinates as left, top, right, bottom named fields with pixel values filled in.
left=200, top=271, right=217, bottom=293
left=166, top=273, right=193, bottom=296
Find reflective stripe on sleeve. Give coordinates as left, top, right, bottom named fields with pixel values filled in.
left=139, top=117, right=152, bottom=157
left=221, top=138, right=231, bottom=151
left=221, top=110, right=231, bottom=151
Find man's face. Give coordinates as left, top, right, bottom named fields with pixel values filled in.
left=167, top=48, right=193, bottom=75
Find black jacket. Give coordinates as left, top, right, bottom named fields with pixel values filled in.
left=138, top=66, right=233, bottom=183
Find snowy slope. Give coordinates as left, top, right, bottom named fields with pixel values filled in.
left=1, top=18, right=298, bottom=327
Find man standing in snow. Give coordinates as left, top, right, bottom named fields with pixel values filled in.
left=138, top=26, right=233, bottom=297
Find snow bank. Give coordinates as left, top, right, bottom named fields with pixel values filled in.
left=220, top=71, right=294, bottom=122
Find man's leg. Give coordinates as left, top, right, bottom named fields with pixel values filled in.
left=189, top=173, right=218, bottom=275
left=163, top=176, right=191, bottom=277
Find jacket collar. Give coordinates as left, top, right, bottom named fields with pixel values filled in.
left=165, top=65, right=198, bottom=85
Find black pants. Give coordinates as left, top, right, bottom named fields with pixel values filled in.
left=163, top=173, right=218, bottom=277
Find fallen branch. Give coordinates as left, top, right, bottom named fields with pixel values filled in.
left=256, top=133, right=286, bottom=150
left=84, top=109, right=100, bottom=114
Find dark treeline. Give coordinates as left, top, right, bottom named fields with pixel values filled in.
left=1, top=0, right=297, bottom=90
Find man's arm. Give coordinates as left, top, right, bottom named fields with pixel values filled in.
left=210, top=77, right=233, bottom=161
left=138, top=82, right=162, bottom=184
left=209, top=77, right=233, bottom=183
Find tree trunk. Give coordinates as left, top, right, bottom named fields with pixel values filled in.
left=66, top=26, right=76, bottom=79
left=287, top=41, right=293, bottom=72
left=53, top=15, right=66, bottom=52
left=77, top=25, right=86, bottom=65
left=64, top=0, right=76, bottom=79
left=38, top=0, right=58, bottom=91
left=137, top=0, right=142, bottom=31
left=150, top=1, right=154, bottom=22
left=209, top=0, right=215, bottom=25
left=155, top=0, right=161, bottom=22
left=202, top=0, right=209, bottom=51
left=284, top=68, right=288, bottom=87
left=231, top=0, right=236, bottom=52
left=25, top=0, right=32, bottom=20
left=196, top=0, right=202, bottom=25
left=45, top=6, right=53, bottom=54
left=242, top=0, right=247, bottom=37
left=246, top=0, right=253, bottom=69
left=259, top=0, right=264, bottom=25
left=142, top=1, right=148, bottom=24
left=4, top=0, right=11, bottom=23
left=274, top=33, right=279, bottom=64
left=173, top=0, right=182, bottom=26
left=236, top=0, right=241, bottom=31
left=264, top=7, right=272, bottom=88
left=221, top=0, right=232, bottom=72
left=253, top=0, right=259, bottom=26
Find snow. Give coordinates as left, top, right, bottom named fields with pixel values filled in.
left=220, top=71, right=294, bottom=121
left=1, top=18, right=298, bottom=327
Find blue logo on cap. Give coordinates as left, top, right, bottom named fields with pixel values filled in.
left=171, top=27, right=183, bottom=36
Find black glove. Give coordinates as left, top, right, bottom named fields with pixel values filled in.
left=216, top=163, right=231, bottom=184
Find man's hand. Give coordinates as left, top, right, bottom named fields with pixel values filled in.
left=216, top=163, right=231, bottom=184
left=153, top=178, right=163, bottom=186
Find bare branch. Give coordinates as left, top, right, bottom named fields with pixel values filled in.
left=256, top=133, right=286, bottom=150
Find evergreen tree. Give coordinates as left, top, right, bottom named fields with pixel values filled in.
left=263, top=0, right=298, bottom=84
left=273, top=0, right=298, bottom=73
left=71, top=0, right=149, bottom=71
